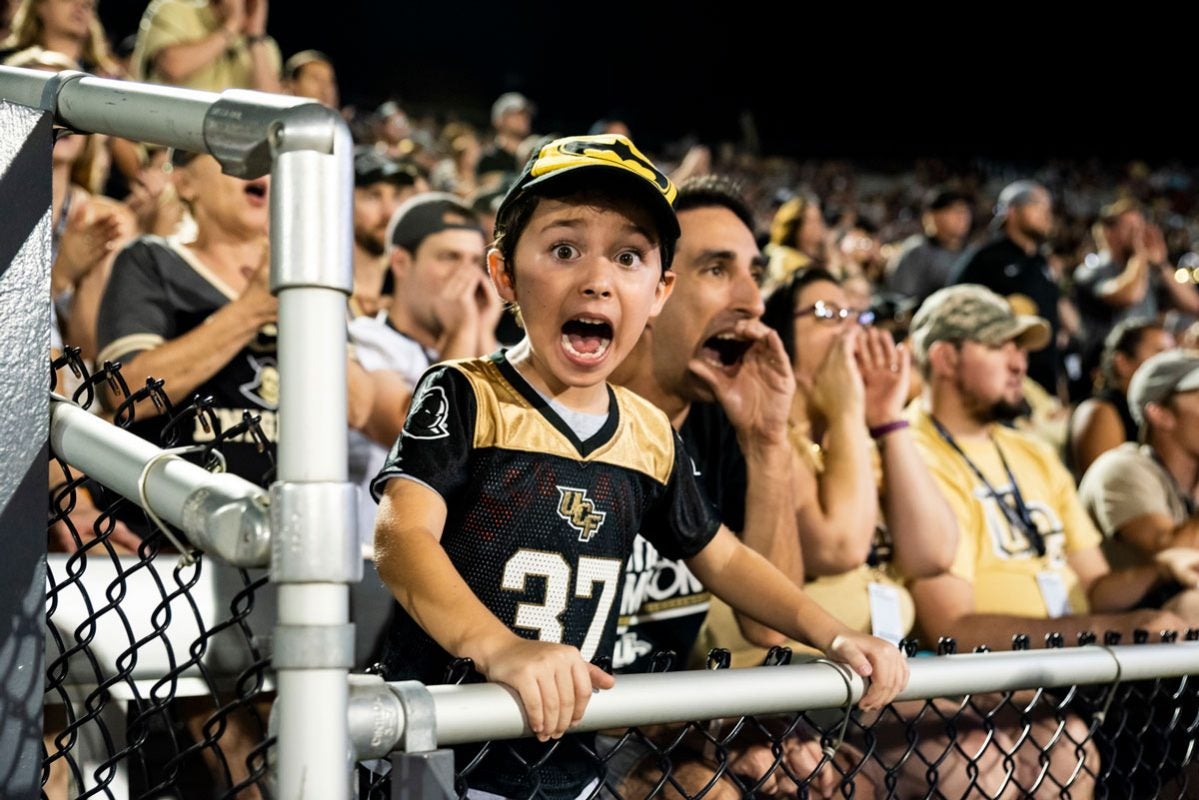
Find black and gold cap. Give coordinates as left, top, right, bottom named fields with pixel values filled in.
left=496, top=134, right=680, bottom=242
left=389, top=192, right=482, bottom=254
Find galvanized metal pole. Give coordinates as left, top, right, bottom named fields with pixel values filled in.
left=267, top=106, right=359, bottom=800
left=0, top=66, right=361, bottom=798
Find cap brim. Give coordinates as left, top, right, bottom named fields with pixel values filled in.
left=1176, top=365, right=1199, bottom=395
left=356, top=170, right=409, bottom=188
left=1009, top=316, right=1052, bottom=352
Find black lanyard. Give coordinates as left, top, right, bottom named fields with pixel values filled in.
left=930, top=416, right=1047, bottom=557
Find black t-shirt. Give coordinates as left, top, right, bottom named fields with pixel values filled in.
left=1071, top=252, right=1162, bottom=375
left=477, top=143, right=518, bottom=177
left=951, top=234, right=1061, bottom=393
left=96, top=237, right=278, bottom=489
left=371, top=353, right=720, bottom=799
left=612, top=401, right=748, bottom=674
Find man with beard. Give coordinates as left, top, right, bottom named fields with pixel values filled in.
left=350, top=147, right=426, bottom=318
left=1079, top=350, right=1199, bottom=621
left=905, top=284, right=1196, bottom=651
left=951, top=180, right=1061, bottom=394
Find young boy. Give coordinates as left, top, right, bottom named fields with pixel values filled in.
left=371, top=134, right=908, bottom=799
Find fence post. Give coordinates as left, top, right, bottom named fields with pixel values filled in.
left=257, top=99, right=359, bottom=799
left=0, top=98, right=52, bottom=800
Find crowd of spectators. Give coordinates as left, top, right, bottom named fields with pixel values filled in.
left=15, top=1, right=1199, bottom=797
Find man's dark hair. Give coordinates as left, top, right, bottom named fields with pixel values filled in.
left=761, top=267, right=842, bottom=361
left=841, top=216, right=879, bottom=237
left=674, top=175, right=756, bottom=235
left=492, top=169, right=677, bottom=282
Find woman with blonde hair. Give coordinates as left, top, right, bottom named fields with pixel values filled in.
left=763, top=191, right=830, bottom=293
left=0, top=0, right=118, bottom=74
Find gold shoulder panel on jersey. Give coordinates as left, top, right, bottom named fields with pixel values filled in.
left=448, top=358, right=676, bottom=485
left=600, top=384, right=675, bottom=484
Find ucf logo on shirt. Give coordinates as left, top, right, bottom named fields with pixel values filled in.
left=974, top=483, right=1067, bottom=565
left=557, top=486, right=606, bottom=542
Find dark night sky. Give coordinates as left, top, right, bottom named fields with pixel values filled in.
left=98, top=4, right=1193, bottom=164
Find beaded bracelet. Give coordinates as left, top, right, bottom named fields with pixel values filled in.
left=868, top=419, right=909, bottom=439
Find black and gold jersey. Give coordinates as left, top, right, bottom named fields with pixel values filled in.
left=371, top=351, right=720, bottom=799
left=96, top=236, right=277, bottom=487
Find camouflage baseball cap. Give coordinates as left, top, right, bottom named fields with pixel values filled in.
left=1127, top=349, right=1199, bottom=428
left=910, top=284, right=1052, bottom=363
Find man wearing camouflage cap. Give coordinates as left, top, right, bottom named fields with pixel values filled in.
left=1079, top=350, right=1199, bottom=618
left=903, top=284, right=1197, bottom=655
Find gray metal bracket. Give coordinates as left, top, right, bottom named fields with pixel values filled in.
left=203, top=91, right=338, bottom=178
left=180, top=475, right=271, bottom=567
left=269, top=482, right=360, bottom=583
left=34, top=69, right=86, bottom=128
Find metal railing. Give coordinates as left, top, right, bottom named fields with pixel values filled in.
left=3, top=62, right=357, bottom=799
left=350, top=642, right=1199, bottom=751
left=351, top=640, right=1199, bottom=799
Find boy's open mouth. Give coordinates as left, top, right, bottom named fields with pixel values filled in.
left=701, top=334, right=753, bottom=367
left=561, top=317, right=613, bottom=362
left=244, top=181, right=268, bottom=202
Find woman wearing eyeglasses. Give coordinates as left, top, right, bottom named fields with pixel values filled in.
left=702, top=266, right=959, bottom=653
left=792, top=266, right=957, bottom=631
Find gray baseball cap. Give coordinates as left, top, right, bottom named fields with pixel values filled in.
left=994, top=180, right=1047, bottom=218
left=910, top=284, right=1051, bottom=363
left=1127, top=349, right=1199, bottom=427
left=491, top=92, right=535, bottom=126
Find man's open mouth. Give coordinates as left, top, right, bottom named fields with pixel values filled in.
left=245, top=182, right=268, bottom=200
left=701, top=334, right=753, bottom=367
left=561, top=317, right=613, bottom=361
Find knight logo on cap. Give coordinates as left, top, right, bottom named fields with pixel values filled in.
left=533, top=135, right=675, bottom=199
left=495, top=133, right=681, bottom=245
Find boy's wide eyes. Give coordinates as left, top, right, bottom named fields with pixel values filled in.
left=616, top=250, right=643, bottom=268
left=548, top=243, right=645, bottom=267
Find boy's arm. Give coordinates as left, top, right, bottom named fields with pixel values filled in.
left=373, top=478, right=613, bottom=740
left=685, top=526, right=909, bottom=711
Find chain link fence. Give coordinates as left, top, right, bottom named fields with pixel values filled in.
left=47, top=349, right=275, bottom=800
left=46, top=348, right=1199, bottom=800
left=358, top=638, right=1199, bottom=800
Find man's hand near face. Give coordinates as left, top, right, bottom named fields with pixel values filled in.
left=688, top=319, right=795, bottom=448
